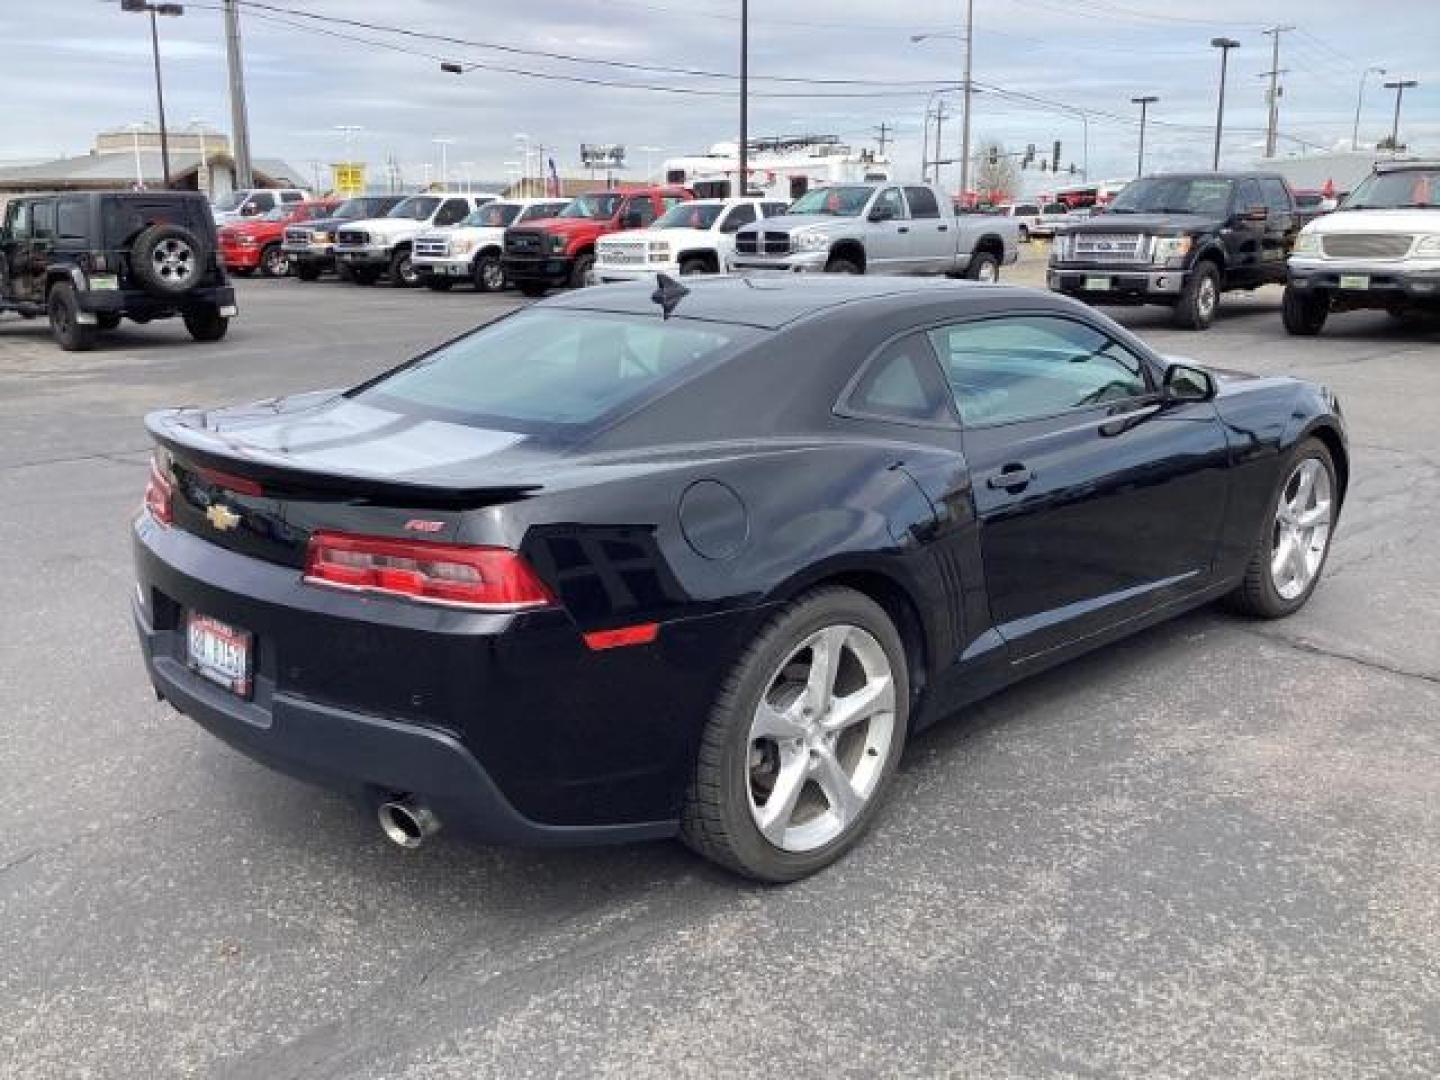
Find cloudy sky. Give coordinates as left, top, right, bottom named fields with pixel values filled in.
left=4, top=0, right=1436, bottom=194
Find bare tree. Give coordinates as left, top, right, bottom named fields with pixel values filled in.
left=971, top=139, right=1019, bottom=204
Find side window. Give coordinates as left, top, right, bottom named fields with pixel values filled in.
left=249, top=192, right=276, bottom=213
left=873, top=187, right=908, bottom=220
left=1016, top=204, right=1039, bottom=216
left=1235, top=180, right=1264, bottom=215
left=8, top=201, right=32, bottom=240
left=1261, top=178, right=1290, bottom=216
left=32, top=201, right=57, bottom=240
left=435, top=199, right=470, bottom=226
left=661, top=196, right=686, bottom=212
left=625, top=199, right=657, bottom=227
left=845, top=332, right=954, bottom=425
left=720, top=204, right=756, bottom=233
left=904, top=186, right=941, bottom=219
left=523, top=203, right=563, bottom=222
left=280, top=191, right=304, bottom=204
left=762, top=202, right=788, bottom=218
left=928, top=315, right=1150, bottom=426
left=57, top=198, right=87, bottom=240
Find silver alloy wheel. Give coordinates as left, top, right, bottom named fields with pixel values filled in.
left=397, top=255, right=417, bottom=285
left=1270, top=457, right=1333, bottom=600
left=1197, top=274, right=1218, bottom=319
left=152, top=238, right=194, bottom=283
left=977, top=258, right=998, bottom=282
left=480, top=259, right=505, bottom=290
left=746, top=624, right=897, bottom=853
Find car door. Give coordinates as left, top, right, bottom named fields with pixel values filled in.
left=717, top=202, right=756, bottom=261
left=866, top=187, right=912, bottom=270
left=1227, top=179, right=1267, bottom=286
left=903, top=186, right=951, bottom=272
left=929, top=311, right=1231, bottom=658
left=1259, top=177, right=1296, bottom=282
left=24, top=199, right=57, bottom=301
left=1, top=200, right=33, bottom=300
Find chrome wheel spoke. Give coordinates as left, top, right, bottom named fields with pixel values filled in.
left=804, top=626, right=847, bottom=712
left=752, top=698, right=806, bottom=741
left=825, top=675, right=893, bottom=734
left=811, top=744, right=864, bottom=827
left=1297, top=501, right=1330, bottom=530
left=1286, top=533, right=1309, bottom=583
left=755, top=752, right=808, bottom=843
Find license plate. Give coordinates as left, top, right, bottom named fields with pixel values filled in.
left=1085, top=275, right=1111, bottom=291
left=1339, top=274, right=1370, bottom=290
left=88, top=274, right=119, bottom=291
left=186, top=612, right=253, bottom=697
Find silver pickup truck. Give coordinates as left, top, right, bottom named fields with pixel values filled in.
left=730, top=183, right=1019, bottom=280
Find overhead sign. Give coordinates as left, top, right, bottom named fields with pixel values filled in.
left=331, top=162, right=366, bottom=197
left=579, top=144, right=626, bottom=169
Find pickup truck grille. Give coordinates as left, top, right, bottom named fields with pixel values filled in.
left=1070, top=233, right=1147, bottom=262
left=735, top=231, right=791, bottom=256
left=336, top=229, right=369, bottom=247
left=284, top=227, right=312, bottom=246
left=414, top=237, right=450, bottom=258
left=505, top=230, right=545, bottom=255
left=599, top=240, right=647, bottom=265
left=1319, top=233, right=1413, bottom=259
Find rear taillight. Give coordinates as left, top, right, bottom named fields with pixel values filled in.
left=304, top=531, right=554, bottom=611
left=143, top=454, right=174, bottom=525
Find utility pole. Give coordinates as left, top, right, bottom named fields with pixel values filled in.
left=1384, top=78, right=1418, bottom=149
left=1260, top=25, right=1294, bottom=158
left=1210, top=37, right=1241, bottom=171
left=873, top=122, right=892, bottom=157
left=933, top=99, right=952, bottom=190
left=1131, top=96, right=1158, bottom=177
left=1352, top=66, right=1385, bottom=149
left=959, top=0, right=975, bottom=202
left=223, top=0, right=254, bottom=189
left=737, top=0, right=749, bottom=197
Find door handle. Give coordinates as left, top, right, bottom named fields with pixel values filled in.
left=937, top=225, right=949, bottom=231
left=897, top=226, right=910, bottom=234
left=987, top=465, right=1034, bottom=490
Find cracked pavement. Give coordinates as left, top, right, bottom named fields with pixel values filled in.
left=1, top=266, right=1437, bottom=1079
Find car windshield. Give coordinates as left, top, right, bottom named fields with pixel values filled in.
left=463, top=203, right=521, bottom=227
left=334, top=199, right=380, bottom=220
left=1108, top=177, right=1235, bottom=215
left=559, top=194, right=623, bottom=219
left=654, top=203, right=724, bottom=230
left=355, top=310, right=749, bottom=433
left=1042, top=203, right=1068, bottom=215
left=787, top=186, right=872, bottom=217
left=211, top=192, right=247, bottom=212
left=388, top=196, right=441, bottom=220
left=1342, top=169, right=1440, bottom=210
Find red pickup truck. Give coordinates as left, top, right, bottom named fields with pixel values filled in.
left=501, top=186, right=692, bottom=296
left=218, top=200, right=339, bottom=278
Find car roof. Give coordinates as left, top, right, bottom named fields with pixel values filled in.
left=1374, top=159, right=1440, bottom=172
left=543, top=274, right=1054, bottom=331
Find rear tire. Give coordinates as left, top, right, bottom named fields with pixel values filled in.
left=965, top=250, right=1001, bottom=282
left=681, top=586, right=909, bottom=882
left=1173, top=261, right=1221, bottom=330
left=824, top=256, right=862, bottom=275
left=1282, top=285, right=1329, bottom=335
left=47, top=283, right=97, bottom=352
left=183, top=306, right=229, bottom=342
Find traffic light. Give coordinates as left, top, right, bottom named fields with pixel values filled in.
left=987, top=146, right=999, bottom=166
left=1052, top=140, right=1062, bottom=173
left=1022, top=143, right=1036, bottom=169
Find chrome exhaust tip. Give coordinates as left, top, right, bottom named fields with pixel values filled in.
left=377, top=797, right=441, bottom=849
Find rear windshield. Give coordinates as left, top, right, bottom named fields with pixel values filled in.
left=101, top=196, right=211, bottom=246
left=354, top=310, right=750, bottom=432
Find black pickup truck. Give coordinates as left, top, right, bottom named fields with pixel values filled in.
left=1047, top=172, right=1308, bottom=330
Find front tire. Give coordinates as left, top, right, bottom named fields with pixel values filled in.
left=388, top=247, right=418, bottom=288
left=824, top=256, right=862, bottom=275
left=259, top=244, right=288, bottom=278
left=1282, top=285, right=1329, bottom=336
left=48, top=283, right=97, bottom=351
left=1226, top=437, right=1338, bottom=618
left=568, top=253, right=596, bottom=289
left=473, top=254, right=505, bottom=292
left=1017, top=224, right=1030, bottom=243
left=681, top=587, right=909, bottom=882
left=1173, top=261, right=1221, bottom=330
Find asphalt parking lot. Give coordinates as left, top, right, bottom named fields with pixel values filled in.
left=2, top=259, right=1437, bottom=1079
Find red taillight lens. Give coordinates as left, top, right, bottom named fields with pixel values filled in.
left=304, top=531, right=554, bottom=611
left=143, top=455, right=174, bottom=525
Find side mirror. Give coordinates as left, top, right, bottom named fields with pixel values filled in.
left=869, top=206, right=895, bottom=223
left=1163, top=361, right=1216, bottom=403
left=1243, top=204, right=1268, bottom=222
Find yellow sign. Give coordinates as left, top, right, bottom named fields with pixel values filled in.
left=331, top=162, right=366, bottom=197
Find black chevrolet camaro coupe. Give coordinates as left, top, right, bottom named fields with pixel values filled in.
left=132, top=276, right=1346, bottom=881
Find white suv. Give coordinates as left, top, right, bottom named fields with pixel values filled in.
left=412, top=198, right=569, bottom=292
left=333, top=192, right=499, bottom=287
left=594, top=198, right=789, bottom=282
left=1284, top=161, right=1440, bottom=335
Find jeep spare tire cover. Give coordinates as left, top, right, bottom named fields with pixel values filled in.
left=131, top=223, right=207, bottom=296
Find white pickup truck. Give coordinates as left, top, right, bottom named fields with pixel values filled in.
left=412, top=198, right=569, bottom=292
left=333, top=192, right=499, bottom=287
left=593, top=197, right=789, bottom=282
left=729, top=182, right=1018, bottom=281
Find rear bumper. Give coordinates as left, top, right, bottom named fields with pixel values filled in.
left=1048, top=264, right=1185, bottom=302
left=78, top=284, right=236, bottom=318
left=501, top=254, right=574, bottom=284
left=129, top=516, right=748, bottom=845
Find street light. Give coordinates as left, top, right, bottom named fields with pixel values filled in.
left=121, top=0, right=184, bottom=186
left=1210, top=37, right=1241, bottom=171
left=1383, top=78, right=1419, bottom=150
left=188, top=118, right=211, bottom=197
left=433, top=138, right=455, bottom=189
left=1131, top=96, right=1158, bottom=177
left=126, top=123, right=147, bottom=190
left=1352, top=66, right=1386, bottom=149
left=912, top=2, right=975, bottom=200
left=738, top=0, right=748, bottom=197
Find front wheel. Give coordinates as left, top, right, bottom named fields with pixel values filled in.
left=681, top=587, right=909, bottom=882
left=1173, top=261, right=1221, bottom=330
left=568, top=253, right=596, bottom=289
left=1226, top=437, right=1338, bottom=618
left=259, top=244, right=288, bottom=278
left=389, top=248, right=418, bottom=288
left=183, top=306, right=229, bottom=342
left=1017, top=224, right=1030, bottom=243
left=1282, top=285, right=1329, bottom=336
left=473, top=254, right=505, bottom=292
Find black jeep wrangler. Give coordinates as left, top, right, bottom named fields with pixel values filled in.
left=0, top=191, right=237, bottom=351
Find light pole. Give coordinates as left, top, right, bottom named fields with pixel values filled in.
left=1383, top=78, right=1418, bottom=150
left=221, top=0, right=253, bottom=189
left=459, top=161, right=475, bottom=194
left=1131, top=96, right=1158, bottom=177
left=121, top=1, right=183, bottom=186
left=126, top=123, right=146, bottom=190
left=1210, top=37, right=1241, bottom=171
left=1352, top=66, right=1386, bottom=149
left=515, top=133, right=532, bottom=196
left=738, top=0, right=748, bottom=196
left=433, top=138, right=455, bottom=189
left=911, top=6, right=975, bottom=199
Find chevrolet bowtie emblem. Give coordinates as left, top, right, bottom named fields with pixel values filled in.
left=206, top=503, right=241, bottom=532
